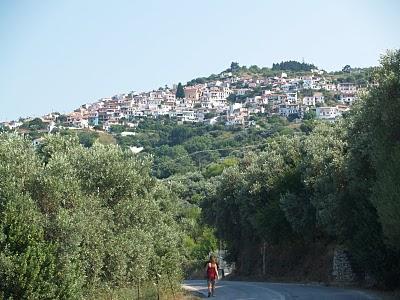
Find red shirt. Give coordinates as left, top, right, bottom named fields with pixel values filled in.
left=207, top=263, right=218, bottom=280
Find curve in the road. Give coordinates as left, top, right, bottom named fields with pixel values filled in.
left=183, top=280, right=378, bottom=300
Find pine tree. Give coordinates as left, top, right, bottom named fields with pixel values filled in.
left=176, top=82, right=185, bottom=99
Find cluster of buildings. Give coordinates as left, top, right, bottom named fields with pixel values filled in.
left=1, top=70, right=365, bottom=131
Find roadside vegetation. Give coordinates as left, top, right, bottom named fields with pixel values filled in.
left=201, top=50, right=400, bottom=289
left=0, top=135, right=184, bottom=299
left=0, top=50, right=399, bottom=298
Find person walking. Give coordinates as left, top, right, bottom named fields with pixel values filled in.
left=206, top=255, right=219, bottom=297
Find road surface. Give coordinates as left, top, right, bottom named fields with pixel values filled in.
left=183, top=280, right=378, bottom=300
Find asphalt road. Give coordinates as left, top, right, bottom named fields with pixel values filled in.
left=183, top=280, right=379, bottom=300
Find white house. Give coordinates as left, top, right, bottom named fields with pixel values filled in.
left=316, top=107, right=338, bottom=121
left=176, top=110, right=198, bottom=123
left=201, top=86, right=231, bottom=107
left=302, top=92, right=324, bottom=106
left=3, top=121, right=23, bottom=129
left=286, top=92, right=298, bottom=104
left=235, top=88, right=251, bottom=96
left=226, top=103, right=249, bottom=126
left=323, top=83, right=337, bottom=91
left=336, top=105, right=351, bottom=116
left=303, top=96, right=316, bottom=106
left=339, top=93, right=357, bottom=105
left=279, top=104, right=300, bottom=117
left=337, top=83, right=357, bottom=94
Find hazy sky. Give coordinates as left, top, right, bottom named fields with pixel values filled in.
left=1, top=0, right=399, bottom=121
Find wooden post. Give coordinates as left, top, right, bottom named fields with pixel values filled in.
left=137, top=279, right=140, bottom=300
left=262, top=241, right=266, bottom=276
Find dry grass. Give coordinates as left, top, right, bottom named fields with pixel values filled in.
left=87, top=286, right=200, bottom=300
left=97, top=132, right=117, bottom=145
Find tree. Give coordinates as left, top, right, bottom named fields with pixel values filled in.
left=109, top=124, right=126, bottom=134
left=272, top=60, right=316, bottom=72
left=184, top=135, right=217, bottom=167
left=300, top=122, right=347, bottom=236
left=0, top=193, right=66, bottom=299
left=227, top=94, right=237, bottom=103
left=203, top=157, right=237, bottom=178
left=169, top=125, right=193, bottom=146
left=287, top=113, right=300, bottom=122
left=202, top=136, right=302, bottom=274
left=153, top=145, right=195, bottom=178
left=57, top=114, right=68, bottom=123
left=347, top=50, right=400, bottom=249
left=176, top=82, right=185, bottom=99
left=229, top=62, right=240, bottom=72
left=77, top=131, right=99, bottom=147
left=300, top=119, right=317, bottom=134
left=342, top=65, right=352, bottom=73
left=342, top=50, right=400, bottom=287
left=0, top=134, right=83, bottom=299
left=21, top=117, right=47, bottom=131
left=303, top=110, right=316, bottom=121
left=248, top=65, right=260, bottom=73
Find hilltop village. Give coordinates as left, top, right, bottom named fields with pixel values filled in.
left=1, top=61, right=373, bottom=132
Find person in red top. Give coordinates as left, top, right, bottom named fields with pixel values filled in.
left=206, top=255, right=219, bottom=297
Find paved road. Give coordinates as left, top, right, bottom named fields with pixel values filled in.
left=183, top=280, right=378, bottom=300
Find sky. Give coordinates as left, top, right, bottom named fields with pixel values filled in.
left=0, top=0, right=399, bottom=121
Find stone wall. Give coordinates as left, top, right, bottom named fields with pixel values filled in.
left=332, top=249, right=356, bottom=283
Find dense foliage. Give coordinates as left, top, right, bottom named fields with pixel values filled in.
left=0, top=134, right=184, bottom=299
left=1, top=51, right=399, bottom=297
left=272, top=60, right=316, bottom=72
left=201, top=51, right=400, bottom=288
left=175, top=82, right=185, bottom=99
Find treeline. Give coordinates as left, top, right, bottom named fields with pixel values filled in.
left=329, top=67, right=375, bottom=86
left=174, top=60, right=376, bottom=88
left=272, top=60, right=316, bottom=72
left=0, top=134, right=187, bottom=299
left=201, top=50, right=400, bottom=288
left=114, top=116, right=293, bottom=179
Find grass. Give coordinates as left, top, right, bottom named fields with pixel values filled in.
left=87, top=284, right=200, bottom=300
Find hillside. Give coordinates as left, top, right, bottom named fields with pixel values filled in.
left=0, top=52, right=399, bottom=300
